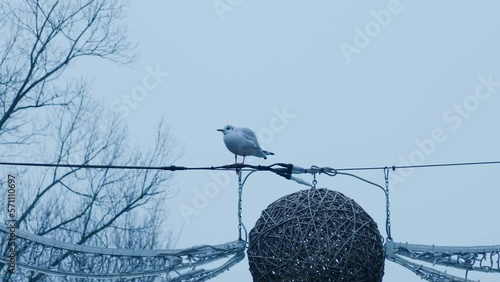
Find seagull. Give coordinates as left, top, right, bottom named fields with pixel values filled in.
left=217, top=125, right=274, bottom=163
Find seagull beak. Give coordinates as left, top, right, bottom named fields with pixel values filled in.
left=216, top=129, right=224, bottom=132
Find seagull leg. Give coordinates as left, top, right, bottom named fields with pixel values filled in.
left=242, top=156, right=245, bottom=164
left=234, top=154, right=237, bottom=164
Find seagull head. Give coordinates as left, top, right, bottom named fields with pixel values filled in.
left=217, top=125, right=234, bottom=135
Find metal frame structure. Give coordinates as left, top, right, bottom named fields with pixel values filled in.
left=1, top=162, right=499, bottom=281
left=0, top=224, right=245, bottom=280
left=386, top=241, right=500, bottom=281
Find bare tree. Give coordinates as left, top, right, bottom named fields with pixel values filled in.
left=0, top=0, right=133, bottom=143
left=0, top=1, right=177, bottom=281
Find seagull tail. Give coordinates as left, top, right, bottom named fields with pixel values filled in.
left=263, top=150, right=274, bottom=156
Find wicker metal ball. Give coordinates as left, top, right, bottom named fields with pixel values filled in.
left=248, top=188, right=384, bottom=282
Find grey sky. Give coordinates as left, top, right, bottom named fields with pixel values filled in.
left=74, top=1, right=500, bottom=281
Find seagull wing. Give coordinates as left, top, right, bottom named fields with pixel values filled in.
left=239, top=127, right=261, bottom=148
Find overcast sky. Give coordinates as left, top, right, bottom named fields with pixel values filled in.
left=75, top=1, right=500, bottom=281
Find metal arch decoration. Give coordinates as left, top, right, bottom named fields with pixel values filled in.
left=386, top=241, right=500, bottom=282
left=0, top=224, right=245, bottom=281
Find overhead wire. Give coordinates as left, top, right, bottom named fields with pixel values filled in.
left=335, top=160, right=500, bottom=171
left=1, top=159, right=499, bottom=172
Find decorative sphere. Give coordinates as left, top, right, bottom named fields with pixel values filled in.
left=248, top=188, right=384, bottom=282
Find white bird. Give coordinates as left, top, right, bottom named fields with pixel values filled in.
left=217, top=125, right=274, bottom=163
